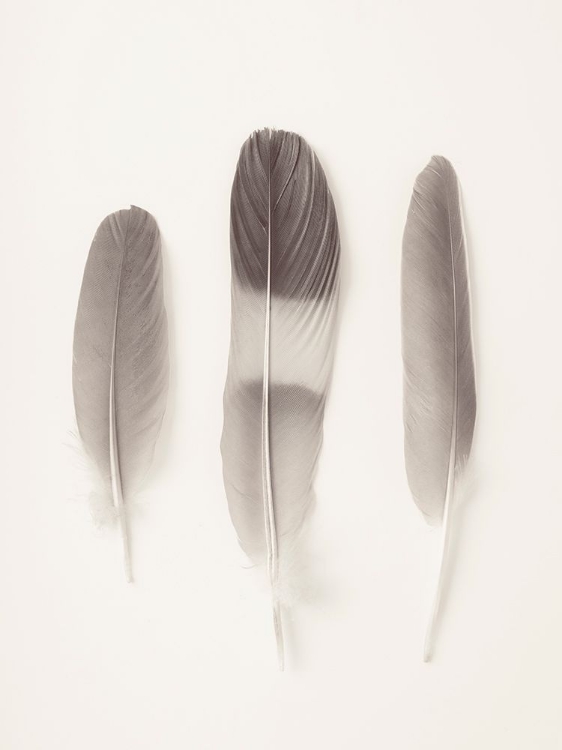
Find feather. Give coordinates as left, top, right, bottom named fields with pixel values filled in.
left=73, top=206, right=169, bottom=582
left=221, top=129, right=340, bottom=668
left=402, top=156, right=476, bottom=660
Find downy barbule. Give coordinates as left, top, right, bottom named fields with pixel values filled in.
left=402, top=156, right=476, bottom=661
left=221, top=129, right=341, bottom=669
left=73, top=207, right=169, bottom=583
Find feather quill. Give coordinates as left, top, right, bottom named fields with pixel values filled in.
left=73, top=207, right=169, bottom=582
left=221, top=129, right=340, bottom=668
left=402, top=156, right=476, bottom=660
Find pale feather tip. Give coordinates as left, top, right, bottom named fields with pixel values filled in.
left=427, top=154, right=456, bottom=176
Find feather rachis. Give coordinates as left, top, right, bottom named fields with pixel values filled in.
left=261, top=129, right=284, bottom=668
left=107, top=210, right=131, bottom=580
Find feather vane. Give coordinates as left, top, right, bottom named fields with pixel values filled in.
left=402, top=156, right=476, bottom=659
left=221, top=129, right=340, bottom=667
left=73, top=206, right=169, bottom=581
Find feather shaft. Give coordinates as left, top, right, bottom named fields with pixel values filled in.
left=108, top=215, right=132, bottom=582
left=109, top=350, right=132, bottom=583
left=423, top=189, right=460, bottom=660
left=262, top=133, right=284, bottom=669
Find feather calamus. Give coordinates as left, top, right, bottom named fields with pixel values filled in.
left=73, top=207, right=169, bottom=581
left=402, top=156, right=476, bottom=660
left=221, top=129, right=340, bottom=668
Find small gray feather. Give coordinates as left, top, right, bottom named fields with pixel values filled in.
left=73, top=207, right=169, bottom=576
left=402, top=156, right=476, bottom=523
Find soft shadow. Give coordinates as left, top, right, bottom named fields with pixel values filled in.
left=281, top=607, right=303, bottom=672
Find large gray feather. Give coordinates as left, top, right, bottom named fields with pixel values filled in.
left=221, top=129, right=340, bottom=667
left=402, top=156, right=476, bottom=659
left=73, top=207, right=169, bottom=581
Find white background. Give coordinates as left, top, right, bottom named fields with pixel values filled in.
left=2, top=0, right=562, bottom=748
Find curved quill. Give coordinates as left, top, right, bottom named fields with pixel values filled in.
left=73, top=207, right=169, bottom=582
left=402, top=156, right=476, bottom=660
left=221, top=129, right=340, bottom=668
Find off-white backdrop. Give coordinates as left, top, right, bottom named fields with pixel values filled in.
left=2, top=0, right=561, bottom=748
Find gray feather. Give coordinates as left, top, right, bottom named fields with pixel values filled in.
left=73, top=206, right=169, bottom=579
left=402, top=156, right=476, bottom=523
left=221, top=129, right=340, bottom=665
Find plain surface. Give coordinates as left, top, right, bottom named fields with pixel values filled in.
left=2, top=0, right=561, bottom=748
